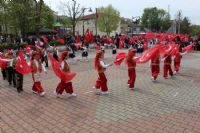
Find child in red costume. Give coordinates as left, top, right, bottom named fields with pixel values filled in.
left=151, top=51, right=160, bottom=81
left=55, top=51, right=76, bottom=97
left=31, top=51, right=46, bottom=96
left=126, top=49, right=137, bottom=90
left=93, top=51, right=112, bottom=95
left=163, top=53, right=173, bottom=78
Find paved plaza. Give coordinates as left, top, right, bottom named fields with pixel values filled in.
left=1, top=50, right=200, bottom=133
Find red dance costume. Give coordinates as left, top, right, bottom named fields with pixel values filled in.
left=55, top=51, right=75, bottom=96
left=94, top=52, right=110, bottom=93
left=163, top=54, right=173, bottom=78
left=174, top=52, right=181, bottom=72
left=31, top=52, right=46, bottom=96
left=126, top=49, right=136, bottom=89
left=151, top=53, right=160, bottom=80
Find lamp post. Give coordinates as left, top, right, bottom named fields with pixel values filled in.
left=82, top=7, right=92, bottom=36
left=132, top=16, right=140, bottom=35
left=35, top=0, right=43, bottom=37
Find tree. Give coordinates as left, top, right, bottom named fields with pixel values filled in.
left=141, top=7, right=171, bottom=32
left=190, top=25, right=200, bottom=36
left=61, top=0, right=83, bottom=36
left=180, top=17, right=191, bottom=34
left=4, top=0, right=54, bottom=36
left=7, top=0, right=36, bottom=36
left=33, top=0, right=44, bottom=36
left=175, top=10, right=182, bottom=34
left=40, top=4, right=55, bottom=29
left=97, top=5, right=120, bottom=37
left=0, top=0, right=9, bottom=34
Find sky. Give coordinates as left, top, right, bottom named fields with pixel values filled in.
left=43, top=0, right=200, bottom=25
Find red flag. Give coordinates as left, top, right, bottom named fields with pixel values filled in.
left=75, top=35, right=81, bottom=43
left=119, top=40, right=124, bottom=49
left=145, top=32, right=156, bottom=39
left=57, top=38, right=65, bottom=45
left=159, top=44, right=176, bottom=55
left=89, top=31, right=94, bottom=43
left=75, top=42, right=82, bottom=48
left=134, top=45, right=160, bottom=63
left=16, top=50, right=32, bottom=74
left=25, top=45, right=32, bottom=53
left=48, top=54, right=76, bottom=82
left=171, top=45, right=179, bottom=56
left=0, top=55, right=7, bottom=69
left=41, top=36, right=48, bottom=43
left=114, top=52, right=127, bottom=65
left=92, top=43, right=100, bottom=50
left=182, top=44, right=193, bottom=53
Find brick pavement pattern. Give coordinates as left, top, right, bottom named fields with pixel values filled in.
left=1, top=50, right=200, bottom=133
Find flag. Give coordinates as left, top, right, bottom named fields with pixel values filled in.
left=114, top=52, right=127, bottom=65
left=41, top=36, right=48, bottom=43
left=16, top=50, right=32, bottom=74
left=57, top=38, right=65, bottom=45
left=75, top=42, right=82, bottom=48
left=25, top=45, right=32, bottom=54
left=48, top=54, right=76, bottom=82
left=171, top=45, right=179, bottom=56
left=0, top=55, right=7, bottom=69
left=159, top=44, right=176, bottom=55
left=182, top=43, right=193, bottom=53
left=145, top=32, right=156, bottom=39
left=134, top=45, right=160, bottom=63
left=119, top=40, right=124, bottom=49
left=92, top=43, right=100, bottom=50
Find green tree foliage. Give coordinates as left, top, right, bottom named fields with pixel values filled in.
left=7, top=0, right=35, bottom=36
left=190, top=25, right=200, bottom=36
left=141, top=7, right=171, bottom=32
left=97, top=5, right=120, bottom=37
left=1, top=0, right=54, bottom=36
left=180, top=17, right=191, bottom=34
left=41, top=4, right=55, bottom=29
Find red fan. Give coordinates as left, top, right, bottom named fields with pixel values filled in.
left=134, top=45, right=160, bottom=63
left=48, top=54, right=76, bottom=82
left=114, top=52, right=127, bottom=65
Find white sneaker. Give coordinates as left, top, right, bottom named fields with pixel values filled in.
left=39, top=92, right=46, bottom=97
left=54, top=91, right=60, bottom=98
left=32, top=90, right=38, bottom=94
left=101, top=91, right=109, bottom=95
left=129, top=88, right=134, bottom=90
left=69, top=93, right=77, bottom=97
left=151, top=77, right=154, bottom=81
left=92, top=86, right=96, bottom=89
left=173, top=71, right=177, bottom=75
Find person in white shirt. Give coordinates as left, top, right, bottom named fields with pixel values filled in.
left=54, top=51, right=76, bottom=97
left=93, top=51, right=112, bottom=95
left=30, top=51, right=46, bottom=96
left=81, top=46, right=88, bottom=61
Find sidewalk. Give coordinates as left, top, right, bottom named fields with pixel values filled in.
left=1, top=50, right=200, bottom=133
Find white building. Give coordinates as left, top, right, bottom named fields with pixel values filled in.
left=75, top=13, right=121, bottom=37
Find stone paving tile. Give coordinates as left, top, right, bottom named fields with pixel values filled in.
left=1, top=50, right=200, bottom=133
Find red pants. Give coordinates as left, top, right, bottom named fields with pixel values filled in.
left=151, top=65, right=160, bottom=79
left=174, top=62, right=180, bottom=72
left=32, top=81, right=44, bottom=93
left=56, top=81, right=73, bottom=94
left=163, top=65, right=173, bottom=77
left=95, top=73, right=108, bottom=92
left=128, top=68, right=136, bottom=88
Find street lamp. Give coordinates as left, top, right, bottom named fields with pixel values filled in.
left=82, top=7, right=92, bottom=36
left=35, top=0, right=41, bottom=37
left=132, top=16, right=140, bottom=35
